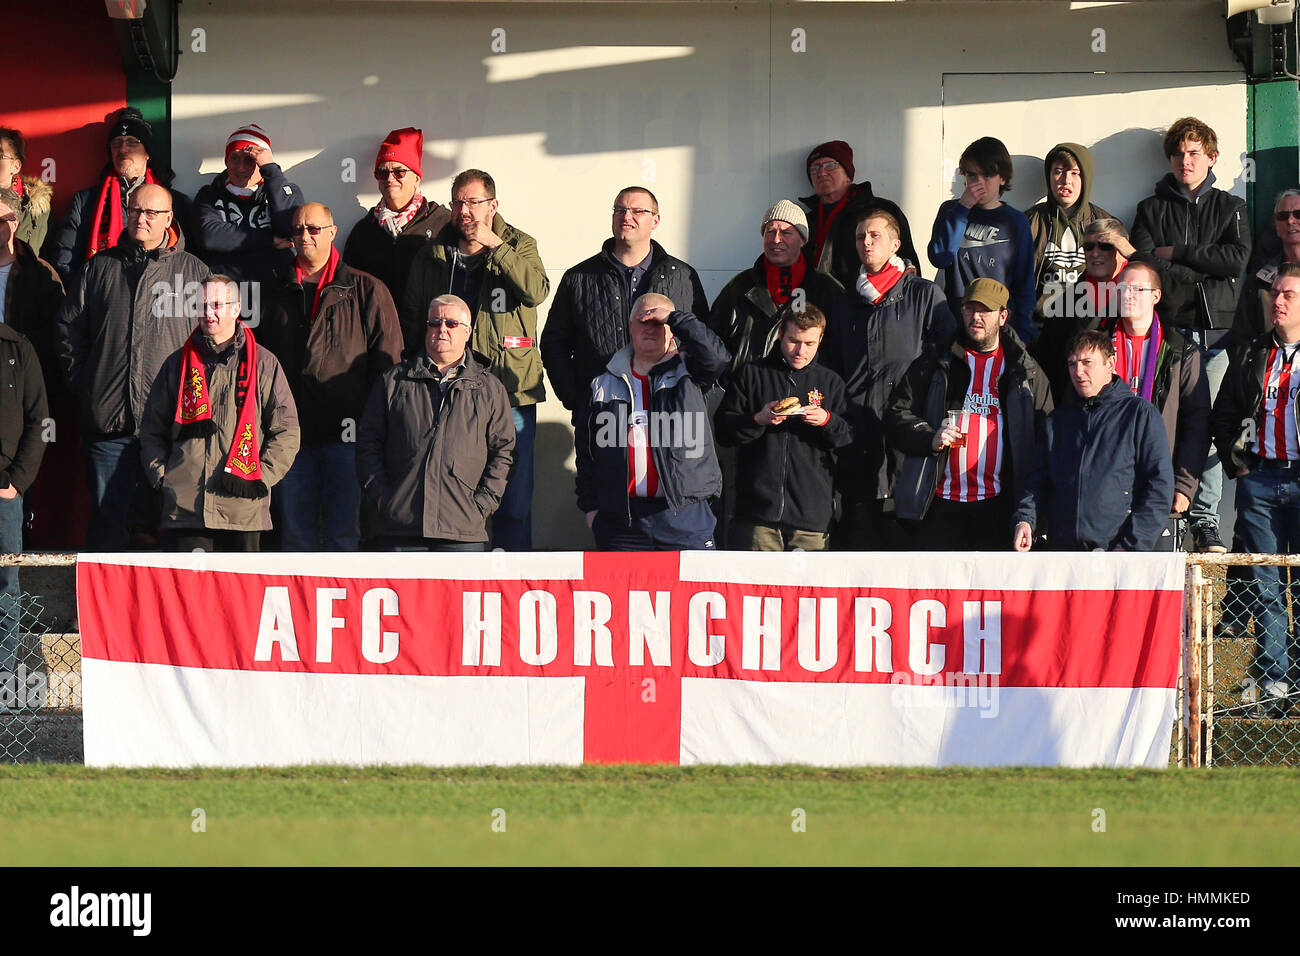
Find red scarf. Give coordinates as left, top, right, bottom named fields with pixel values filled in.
left=295, top=245, right=340, bottom=323
left=174, top=326, right=267, bottom=498
left=811, top=192, right=851, bottom=265
left=763, top=257, right=807, bottom=307
left=855, top=257, right=906, bottom=304
left=1112, top=316, right=1163, bottom=402
left=11, top=178, right=22, bottom=198
left=86, top=169, right=158, bottom=261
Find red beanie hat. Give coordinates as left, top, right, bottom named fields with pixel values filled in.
left=375, top=127, right=423, bottom=178
left=806, top=140, right=855, bottom=183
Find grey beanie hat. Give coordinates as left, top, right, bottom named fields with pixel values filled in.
left=761, top=199, right=809, bottom=243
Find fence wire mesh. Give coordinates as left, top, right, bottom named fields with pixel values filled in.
left=0, top=588, right=82, bottom=763
left=1194, top=556, right=1300, bottom=767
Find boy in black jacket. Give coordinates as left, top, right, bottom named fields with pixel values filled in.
left=715, top=305, right=853, bottom=550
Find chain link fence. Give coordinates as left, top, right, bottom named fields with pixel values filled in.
left=0, top=555, right=81, bottom=764
left=1187, top=554, right=1300, bottom=767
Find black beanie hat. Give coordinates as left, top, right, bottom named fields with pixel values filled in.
left=107, top=107, right=154, bottom=156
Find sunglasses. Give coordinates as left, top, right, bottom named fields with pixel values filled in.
left=291, top=223, right=333, bottom=235
left=374, top=167, right=411, bottom=182
left=1081, top=241, right=1117, bottom=252
left=1277, top=210, right=1300, bottom=222
left=426, top=318, right=467, bottom=329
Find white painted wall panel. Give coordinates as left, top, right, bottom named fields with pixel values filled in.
left=171, top=0, right=1246, bottom=549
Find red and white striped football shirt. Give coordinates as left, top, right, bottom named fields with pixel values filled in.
left=938, top=347, right=1005, bottom=503
left=627, top=370, right=661, bottom=497
left=1254, top=342, right=1300, bottom=461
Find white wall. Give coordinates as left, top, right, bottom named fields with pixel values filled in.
left=171, top=0, right=1246, bottom=549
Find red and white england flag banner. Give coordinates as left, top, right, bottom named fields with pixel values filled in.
left=77, top=551, right=1183, bottom=768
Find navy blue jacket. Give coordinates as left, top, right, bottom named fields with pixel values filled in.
left=574, top=310, right=728, bottom=516
left=1013, top=377, right=1174, bottom=551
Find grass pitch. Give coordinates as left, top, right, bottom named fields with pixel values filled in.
left=1, top=765, right=1296, bottom=866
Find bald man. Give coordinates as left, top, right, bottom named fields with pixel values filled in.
left=56, top=182, right=212, bottom=550
left=574, top=292, right=730, bottom=550
left=260, top=202, right=401, bottom=551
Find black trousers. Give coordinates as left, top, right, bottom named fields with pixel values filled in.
left=908, top=495, right=1013, bottom=552
left=163, top=529, right=261, bottom=552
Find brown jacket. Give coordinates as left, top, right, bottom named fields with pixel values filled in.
left=260, top=261, right=402, bottom=446
left=357, top=349, right=515, bottom=542
left=140, top=326, right=300, bottom=531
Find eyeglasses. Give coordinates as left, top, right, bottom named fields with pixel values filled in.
left=1277, top=210, right=1300, bottom=222
left=204, top=300, right=240, bottom=314
left=291, top=223, right=333, bottom=235
left=450, top=198, right=493, bottom=210
left=808, top=160, right=841, bottom=174
left=1124, top=286, right=1157, bottom=294
left=126, top=207, right=169, bottom=220
left=1082, top=241, right=1117, bottom=252
left=374, top=167, right=411, bottom=182
left=0, top=155, right=18, bottom=162
left=111, top=137, right=143, bottom=149
left=612, top=205, right=655, bottom=218
left=426, top=318, right=467, bottom=329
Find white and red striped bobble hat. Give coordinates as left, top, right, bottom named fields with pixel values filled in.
left=225, top=124, right=272, bottom=156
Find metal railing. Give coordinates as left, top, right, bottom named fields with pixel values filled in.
left=1185, top=554, right=1300, bottom=767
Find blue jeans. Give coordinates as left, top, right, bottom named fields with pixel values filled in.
left=0, top=494, right=22, bottom=679
left=1235, top=469, right=1300, bottom=684
left=1190, top=347, right=1228, bottom=529
left=83, top=435, right=140, bottom=551
left=492, top=405, right=534, bottom=551
left=277, top=442, right=361, bottom=551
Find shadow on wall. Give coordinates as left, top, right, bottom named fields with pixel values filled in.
left=534, top=418, right=583, bottom=549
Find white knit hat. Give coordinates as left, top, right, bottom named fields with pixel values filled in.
left=761, top=199, right=809, bottom=243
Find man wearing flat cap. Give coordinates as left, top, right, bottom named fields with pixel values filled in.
left=888, top=278, right=1053, bottom=550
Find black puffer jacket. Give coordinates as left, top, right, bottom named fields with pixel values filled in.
left=886, top=333, right=1052, bottom=522
left=1013, top=377, right=1174, bottom=551
left=574, top=310, right=728, bottom=516
left=715, top=352, right=853, bottom=532
left=55, top=228, right=211, bottom=438
left=799, top=183, right=919, bottom=288
left=1130, top=173, right=1250, bottom=334
left=707, top=255, right=843, bottom=380
left=343, top=196, right=451, bottom=320
left=541, top=239, right=708, bottom=412
left=825, top=274, right=956, bottom=498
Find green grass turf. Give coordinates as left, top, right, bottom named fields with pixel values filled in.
left=1, top=765, right=1296, bottom=865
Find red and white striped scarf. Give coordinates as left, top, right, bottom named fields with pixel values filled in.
left=373, top=194, right=425, bottom=237
left=855, top=256, right=906, bottom=304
